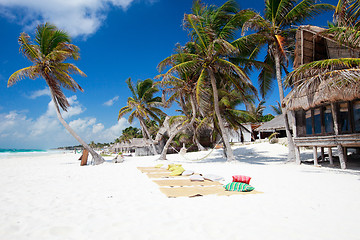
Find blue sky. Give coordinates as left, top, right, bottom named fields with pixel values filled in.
left=0, top=0, right=336, bottom=149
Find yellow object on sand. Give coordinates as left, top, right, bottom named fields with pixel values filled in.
left=168, top=164, right=182, bottom=171
left=169, top=166, right=185, bottom=176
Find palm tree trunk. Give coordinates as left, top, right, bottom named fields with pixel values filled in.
left=208, top=69, right=235, bottom=162
left=189, top=95, right=205, bottom=151
left=158, top=95, right=200, bottom=160
left=50, top=93, right=105, bottom=165
left=139, top=119, right=158, bottom=155
left=273, top=47, right=296, bottom=161
left=192, top=126, right=206, bottom=151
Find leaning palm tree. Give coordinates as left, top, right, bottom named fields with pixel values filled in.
left=238, top=0, right=334, bottom=161
left=161, top=0, right=257, bottom=161
left=118, top=78, right=166, bottom=155
left=157, top=44, right=206, bottom=160
left=7, top=23, right=104, bottom=165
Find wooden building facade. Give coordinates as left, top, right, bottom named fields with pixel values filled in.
left=284, top=25, right=360, bottom=169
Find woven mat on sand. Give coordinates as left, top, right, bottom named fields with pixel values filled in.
left=159, top=186, right=263, bottom=198
left=137, top=167, right=262, bottom=198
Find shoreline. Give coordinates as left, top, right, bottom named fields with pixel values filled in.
left=1, top=142, right=359, bottom=240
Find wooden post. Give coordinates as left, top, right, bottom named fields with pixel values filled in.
left=337, top=145, right=346, bottom=169
left=328, top=147, right=334, bottom=165
left=313, top=146, right=319, bottom=166
left=80, top=149, right=89, bottom=166
left=295, top=146, right=301, bottom=165
left=331, top=103, right=339, bottom=135
left=343, top=147, right=348, bottom=163
left=321, top=147, right=325, bottom=162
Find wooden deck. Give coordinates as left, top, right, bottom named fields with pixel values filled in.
left=294, top=133, right=360, bottom=148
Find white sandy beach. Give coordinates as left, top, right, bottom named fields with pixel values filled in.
left=1, top=142, right=359, bottom=240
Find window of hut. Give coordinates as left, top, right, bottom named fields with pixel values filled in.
left=306, top=110, right=312, bottom=135
left=295, top=110, right=306, bottom=136
left=339, top=102, right=350, bottom=133
left=353, top=101, right=360, bottom=132
left=314, top=108, right=321, bottom=134
left=324, top=105, right=333, bottom=133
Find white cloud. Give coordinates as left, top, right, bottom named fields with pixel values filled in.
left=103, top=96, right=119, bottom=106
left=28, top=87, right=51, bottom=99
left=0, top=96, right=129, bottom=149
left=0, top=0, right=154, bottom=38
left=92, top=123, right=105, bottom=134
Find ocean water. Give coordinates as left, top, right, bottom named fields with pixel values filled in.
left=0, top=149, right=65, bottom=159
left=0, top=149, right=46, bottom=153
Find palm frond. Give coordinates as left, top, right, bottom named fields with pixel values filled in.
left=280, top=0, right=334, bottom=27
left=286, top=58, right=360, bottom=87
left=125, top=78, right=137, bottom=101
left=8, top=66, right=39, bottom=87
left=18, top=33, right=41, bottom=62
left=258, top=52, right=276, bottom=98
left=118, top=106, right=132, bottom=120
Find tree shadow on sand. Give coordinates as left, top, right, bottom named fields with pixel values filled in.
left=190, top=146, right=288, bottom=165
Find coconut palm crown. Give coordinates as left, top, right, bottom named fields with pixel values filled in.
left=7, top=23, right=105, bottom=165
left=118, top=78, right=166, bottom=155
left=8, top=23, right=85, bottom=112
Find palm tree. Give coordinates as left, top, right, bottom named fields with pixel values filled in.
left=239, top=0, right=333, bottom=161
left=157, top=44, right=206, bottom=160
left=248, top=100, right=266, bottom=122
left=7, top=23, right=105, bottom=165
left=329, top=0, right=360, bottom=48
left=116, top=126, right=142, bottom=143
left=160, top=0, right=256, bottom=161
left=271, top=101, right=282, bottom=115
left=118, top=78, right=166, bottom=155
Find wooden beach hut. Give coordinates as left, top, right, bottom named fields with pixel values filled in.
left=256, top=114, right=294, bottom=139
left=112, top=138, right=158, bottom=156
left=283, top=25, right=360, bottom=169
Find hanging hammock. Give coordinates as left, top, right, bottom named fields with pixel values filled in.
left=169, top=138, right=223, bottom=161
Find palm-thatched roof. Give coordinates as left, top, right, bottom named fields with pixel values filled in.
left=112, top=138, right=153, bottom=149
left=284, top=25, right=360, bottom=111
left=284, top=78, right=360, bottom=111
left=256, top=114, right=293, bottom=132
left=294, top=25, right=360, bottom=68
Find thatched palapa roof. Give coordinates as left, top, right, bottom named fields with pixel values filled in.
left=293, top=25, right=360, bottom=68
left=113, top=138, right=153, bottom=149
left=284, top=25, right=360, bottom=111
left=256, top=114, right=293, bottom=132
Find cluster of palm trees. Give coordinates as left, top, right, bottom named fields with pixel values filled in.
left=121, top=0, right=333, bottom=161
left=9, top=0, right=359, bottom=164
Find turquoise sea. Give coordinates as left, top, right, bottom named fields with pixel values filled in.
left=0, top=149, right=64, bottom=159
left=0, top=149, right=46, bottom=153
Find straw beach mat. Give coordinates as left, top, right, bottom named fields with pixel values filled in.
left=137, top=167, right=262, bottom=198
